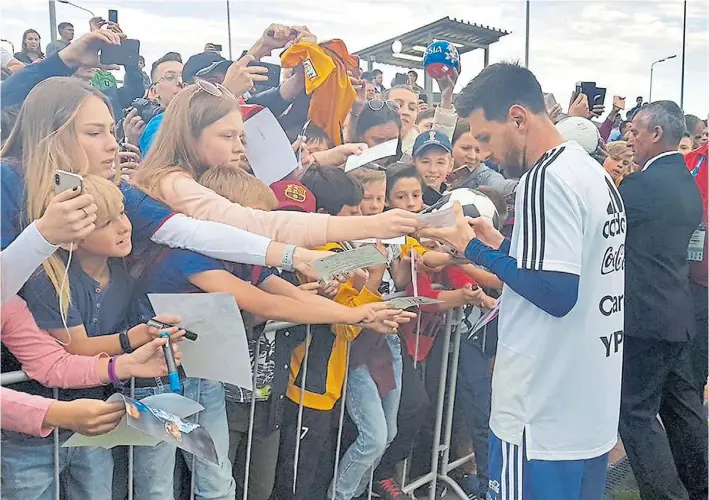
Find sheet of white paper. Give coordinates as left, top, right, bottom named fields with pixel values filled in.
left=467, top=301, right=500, bottom=339
left=352, top=236, right=407, bottom=245
left=140, top=393, right=204, bottom=418
left=386, top=297, right=443, bottom=309
left=149, top=293, right=252, bottom=389
left=344, top=139, right=398, bottom=172
left=244, top=108, right=298, bottom=185
left=417, top=207, right=457, bottom=228
left=310, top=246, right=387, bottom=280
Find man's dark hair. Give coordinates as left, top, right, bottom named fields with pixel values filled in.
left=685, top=114, right=703, bottom=134
left=58, top=22, right=73, bottom=32
left=151, top=52, right=183, bottom=81
left=455, top=62, right=546, bottom=121
left=385, top=162, right=424, bottom=201
left=636, top=100, right=687, bottom=146
left=407, top=70, right=418, bottom=78
left=301, top=167, right=364, bottom=216
left=372, top=69, right=383, bottom=77
left=636, top=96, right=643, bottom=102
left=619, top=120, right=631, bottom=135
left=138, top=55, right=145, bottom=64
left=304, top=123, right=331, bottom=144
left=361, top=71, right=373, bottom=82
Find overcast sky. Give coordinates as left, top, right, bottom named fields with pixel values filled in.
left=2, top=0, right=707, bottom=118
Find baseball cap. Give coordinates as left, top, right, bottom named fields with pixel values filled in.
left=555, top=116, right=601, bottom=154
left=182, top=52, right=233, bottom=84
left=412, top=130, right=453, bottom=157
left=270, top=180, right=316, bottom=213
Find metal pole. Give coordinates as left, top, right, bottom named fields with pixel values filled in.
left=49, top=0, right=58, bottom=44
left=226, top=0, right=233, bottom=60
left=524, top=0, right=530, bottom=68
left=649, top=64, right=654, bottom=104
left=243, top=336, right=260, bottom=500
left=680, top=0, right=687, bottom=109
left=293, top=325, right=312, bottom=494
left=427, top=310, right=454, bottom=500
left=57, top=0, right=95, bottom=17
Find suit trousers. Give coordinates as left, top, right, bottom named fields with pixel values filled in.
left=619, top=335, right=708, bottom=500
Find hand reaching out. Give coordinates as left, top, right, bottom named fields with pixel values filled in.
left=352, top=303, right=417, bottom=334
left=222, top=55, right=269, bottom=97
left=114, top=336, right=183, bottom=380
left=43, top=399, right=126, bottom=436
left=568, top=92, right=589, bottom=118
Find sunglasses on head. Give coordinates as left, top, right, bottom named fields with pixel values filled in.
left=366, top=99, right=399, bottom=112
left=194, top=78, right=236, bottom=100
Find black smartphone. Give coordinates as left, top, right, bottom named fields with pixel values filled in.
left=575, top=81, right=596, bottom=100
left=108, top=9, right=118, bottom=24
left=100, top=39, right=140, bottom=66
left=248, top=60, right=281, bottom=92
left=212, top=44, right=223, bottom=52
left=593, top=86, right=607, bottom=107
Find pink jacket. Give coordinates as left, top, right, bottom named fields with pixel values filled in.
left=1, top=297, right=106, bottom=437
left=157, top=173, right=330, bottom=248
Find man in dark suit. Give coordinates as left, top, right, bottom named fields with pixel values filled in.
left=618, top=100, right=707, bottom=500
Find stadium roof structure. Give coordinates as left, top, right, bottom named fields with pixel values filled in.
left=354, top=16, right=510, bottom=70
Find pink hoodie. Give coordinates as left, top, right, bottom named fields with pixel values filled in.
left=1, top=297, right=106, bottom=437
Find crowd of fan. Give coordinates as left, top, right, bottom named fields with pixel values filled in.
left=0, top=15, right=707, bottom=500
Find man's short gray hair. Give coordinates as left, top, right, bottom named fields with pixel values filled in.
left=636, top=100, right=687, bottom=146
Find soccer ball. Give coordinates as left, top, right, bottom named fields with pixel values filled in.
left=555, top=116, right=600, bottom=154
left=432, top=188, right=501, bottom=230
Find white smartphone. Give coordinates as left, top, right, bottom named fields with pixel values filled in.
left=54, top=170, right=83, bottom=195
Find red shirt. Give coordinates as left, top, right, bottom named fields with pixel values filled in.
left=686, top=144, right=708, bottom=286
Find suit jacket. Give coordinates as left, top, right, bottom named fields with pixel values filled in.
left=619, top=152, right=703, bottom=341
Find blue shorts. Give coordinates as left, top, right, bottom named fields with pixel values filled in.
left=487, top=431, right=609, bottom=500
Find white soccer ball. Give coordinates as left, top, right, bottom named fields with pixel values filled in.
left=433, top=188, right=501, bottom=230
left=555, top=116, right=601, bottom=153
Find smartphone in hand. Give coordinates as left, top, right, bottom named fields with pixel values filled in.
left=54, top=170, right=83, bottom=195
left=100, top=39, right=140, bottom=66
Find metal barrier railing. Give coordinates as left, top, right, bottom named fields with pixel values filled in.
left=1, top=296, right=480, bottom=500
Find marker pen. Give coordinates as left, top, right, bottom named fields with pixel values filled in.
left=160, top=333, right=181, bottom=393
left=145, top=319, right=198, bottom=341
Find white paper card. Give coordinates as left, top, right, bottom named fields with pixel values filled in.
left=344, top=139, right=398, bottom=172
left=352, top=236, right=407, bottom=245
left=467, top=301, right=500, bottom=339
left=417, top=207, right=457, bottom=228
left=386, top=297, right=443, bottom=309
left=244, top=108, right=298, bottom=185
left=310, top=246, right=387, bottom=281
left=149, top=293, right=252, bottom=389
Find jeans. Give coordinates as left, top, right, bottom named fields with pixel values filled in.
left=1, top=429, right=113, bottom=500
left=129, top=378, right=236, bottom=500
left=332, top=334, right=403, bottom=500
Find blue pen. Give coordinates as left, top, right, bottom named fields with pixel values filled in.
left=160, top=333, right=181, bottom=393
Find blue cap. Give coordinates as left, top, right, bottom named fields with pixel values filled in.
left=412, top=130, right=453, bottom=157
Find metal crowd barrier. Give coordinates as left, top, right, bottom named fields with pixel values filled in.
left=0, top=295, right=479, bottom=500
